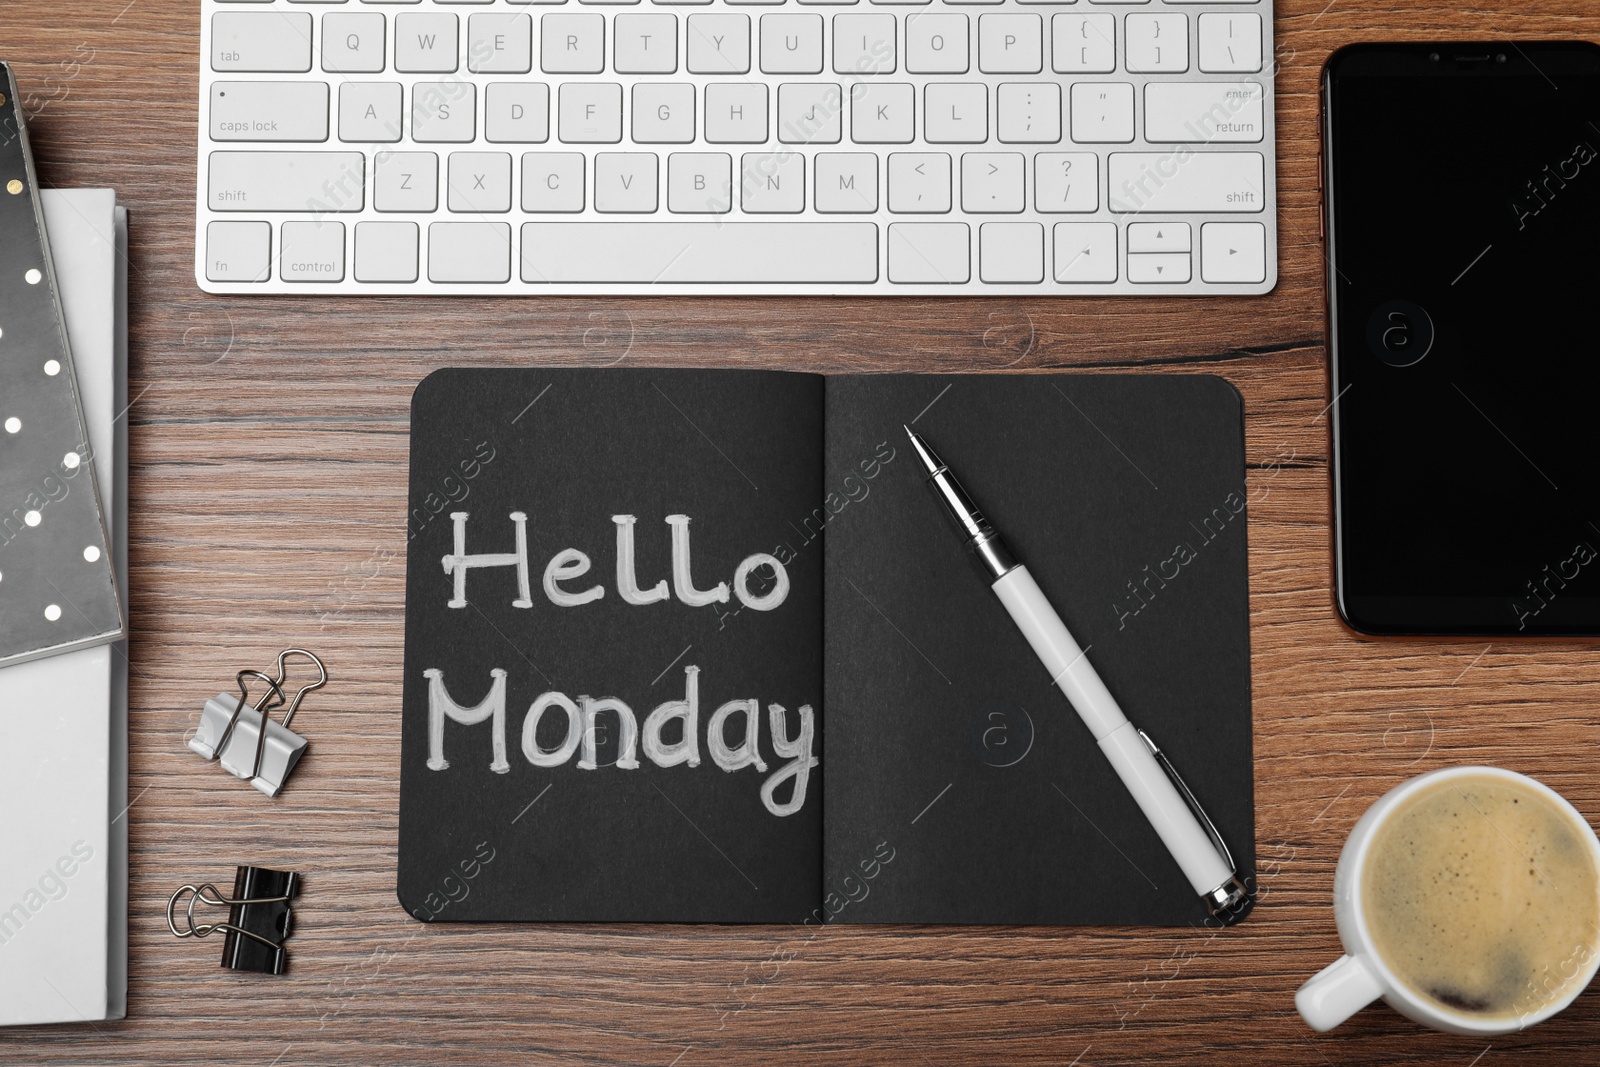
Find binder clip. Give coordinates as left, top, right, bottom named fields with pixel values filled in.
left=167, top=866, right=301, bottom=975
left=188, top=649, right=327, bottom=797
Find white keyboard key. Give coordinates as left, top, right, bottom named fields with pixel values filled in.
left=815, top=153, right=878, bottom=211
left=1127, top=221, right=1189, bottom=252
left=485, top=83, right=550, bottom=142
left=668, top=152, right=733, bottom=211
left=212, top=12, right=312, bottom=72
left=615, top=13, right=679, bottom=72
left=208, top=151, right=366, bottom=211
left=996, top=82, right=1060, bottom=143
left=558, top=82, right=623, bottom=142
left=924, top=83, right=986, bottom=142
left=1198, top=12, right=1261, bottom=73
left=468, top=14, right=533, bottom=73
left=741, top=151, right=805, bottom=212
left=1128, top=251, right=1189, bottom=282
left=705, top=83, right=768, bottom=142
left=205, top=221, right=271, bottom=283
left=212, top=82, right=328, bottom=142
left=542, top=13, right=606, bottom=72
left=413, top=82, right=477, bottom=142
left=979, top=221, right=1042, bottom=282
left=905, top=13, right=968, bottom=73
left=519, top=223, right=878, bottom=282
left=834, top=13, right=897, bottom=74
left=396, top=13, right=459, bottom=72
left=633, top=83, right=696, bottom=142
left=1051, top=13, right=1114, bottom=74
left=1125, top=13, right=1187, bottom=73
left=961, top=152, right=1024, bottom=212
left=429, top=222, right=512, bottom=283
left=595, top=152, right=660, bottom=211
left=851, top=83, right=915, bottom=143
left=374, top=152, right=439, bottom=211
left=761, top=14, right=824, bottom=73
left=280, top=220, right=346, bottom=282
left=1107, top=151, right=1264, bottom=212
left=887, top=222, right=968, bottom=283
left=1069, top=81, right=1132, bottom=142
left=1053, top=221, right=1116, bottom=282
left=778, top=83, right=842, bottom=143
left=522, top=152, right=587, bottom=210
left=1200, top=221, right=1265, bottom=282
left=323, top=13, right=386, bottom=74
left=687, top=13, right=751, bottom=73
left=1034, top=151, right=1097, bottom=211
left=338, top=82, right=402, bottom=142
left=355, top=222, right=420, bottom=283
left=1145, top=81, right=1262, bottom=143
left=448, top=151, right=513, bottom=212
left=978, top=14, right=1042, bottom=74
left=888, top=152, right=951, bottom=212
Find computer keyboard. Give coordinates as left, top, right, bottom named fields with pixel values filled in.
left=196, top=0, right=1276, bottom=295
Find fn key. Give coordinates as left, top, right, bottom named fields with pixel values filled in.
left=206, top=221, right=271, bottom=282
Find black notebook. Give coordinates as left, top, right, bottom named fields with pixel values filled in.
left=398, top=369, right=1254, bottom=926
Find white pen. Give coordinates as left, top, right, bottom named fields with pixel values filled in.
left=906, top=427, right=1249, bottom=918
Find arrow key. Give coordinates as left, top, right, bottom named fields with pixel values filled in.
left=1200, top=221, right=1266, bottom=284
left=1127, top=221, right=1191, bottom=254
left=1052, top=221, right=1117, bottom=283
left=1128, top=252, right=1191, bottom=284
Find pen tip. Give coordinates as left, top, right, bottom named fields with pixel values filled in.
left=902, top=424, right=917, bottom=441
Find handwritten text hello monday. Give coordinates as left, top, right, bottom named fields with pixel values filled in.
left=424, top=512, right=816, bottom=817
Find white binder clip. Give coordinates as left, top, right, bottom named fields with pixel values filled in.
left=188, top=649, right=328, bottom=797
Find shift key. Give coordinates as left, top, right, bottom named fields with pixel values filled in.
left=1107, top=152, right=1264, bottom=213
left=211, top=83, right=329, bottom=142
left=209, top=152, right=366, bottom=212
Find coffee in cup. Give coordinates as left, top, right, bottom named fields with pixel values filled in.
left=1297, top=767, right=1600, bottom=1034
left=1363, top=771, right=1600, bottom=1022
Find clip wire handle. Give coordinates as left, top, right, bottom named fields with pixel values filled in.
left=234, top=648, right=330, bottom=785
left=212, top=669, right=285, bottom=774
left=166, top=866, right=301, bottom=975
left=274, top=648, right=328, bottom=732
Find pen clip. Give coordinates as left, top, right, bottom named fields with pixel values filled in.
left=1138, top=728, right=1235, bottom=875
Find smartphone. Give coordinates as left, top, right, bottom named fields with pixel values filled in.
left=1323, top=42, right=1600, bottom=636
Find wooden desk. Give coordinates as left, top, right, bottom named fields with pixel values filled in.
left=4, top=2, right=1599, bottom=1063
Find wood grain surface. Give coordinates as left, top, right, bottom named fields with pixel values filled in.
left=4, top=2, right=1600, bottom=1064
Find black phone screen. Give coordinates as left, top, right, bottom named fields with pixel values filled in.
left=1325, top=42, right=1600, bottom=635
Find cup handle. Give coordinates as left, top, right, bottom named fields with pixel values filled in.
left=1296, top=954, right=1385, bottom=1031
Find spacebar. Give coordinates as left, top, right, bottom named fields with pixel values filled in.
left=520, top=222, right=879, bottom=283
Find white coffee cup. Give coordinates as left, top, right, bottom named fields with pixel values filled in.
left=1296, top=766, right=1600, bottom=1034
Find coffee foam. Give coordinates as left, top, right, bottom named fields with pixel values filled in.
left=1363, top=774, right=1600, bottom=1022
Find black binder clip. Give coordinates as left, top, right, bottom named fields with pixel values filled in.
left=187, top=649, right=327, bottom=796
left=167, top=866, right=301, bottom=975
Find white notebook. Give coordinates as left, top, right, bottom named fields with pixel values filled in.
left=0, top=190, right=129, bottom=1026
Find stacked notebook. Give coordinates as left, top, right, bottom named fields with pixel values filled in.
left=0, top=189, right=130, bottom=1025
